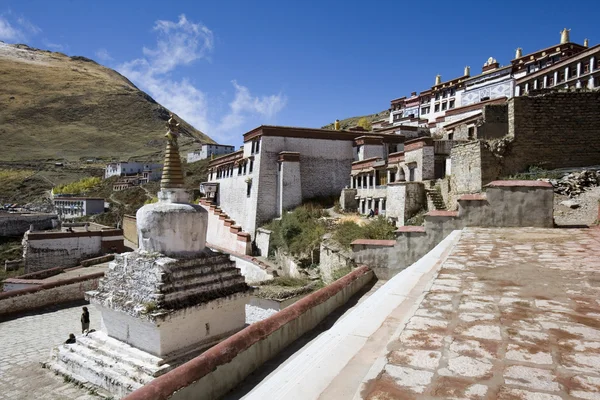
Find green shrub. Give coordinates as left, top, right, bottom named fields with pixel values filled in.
left=266, top=204, right=327, bottom=257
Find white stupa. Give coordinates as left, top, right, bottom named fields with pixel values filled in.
left=48, top=116, right=253, bottom=398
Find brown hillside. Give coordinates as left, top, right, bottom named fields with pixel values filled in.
left=321, top=110, right=390, bottom=130
left=0, top=42, right=215, bottom=162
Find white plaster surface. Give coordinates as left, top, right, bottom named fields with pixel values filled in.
left=136, top=200, right=207, bottom=257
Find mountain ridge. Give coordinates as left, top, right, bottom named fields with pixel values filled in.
left=0, top=41, right=215, bottom=162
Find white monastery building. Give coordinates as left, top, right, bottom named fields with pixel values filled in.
left=187, top=143, right=236, bottom=163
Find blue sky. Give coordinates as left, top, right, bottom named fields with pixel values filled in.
left=1, top=0, right=599, bottom=146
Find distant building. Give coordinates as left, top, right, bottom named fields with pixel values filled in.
left=104, top=162, right=162, bottom=180
left=53, top=197, right=105, bottom=219
left=187, top=144, right=236, bottom=163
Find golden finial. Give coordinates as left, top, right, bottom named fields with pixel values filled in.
left=515, top=47, right=523, bottom=58
left=464, top=66, right=470, bottom=76
left=435, top=74, right=441, bottom=85
left=560, top=28, right=570, bottom=44
left=160, top=114, right=185, bottom=190
left=334, top=119, right=341, bottom=130
left=165, top=114, right=181, bottom=144
left=584, top=38, right=589, bottom=48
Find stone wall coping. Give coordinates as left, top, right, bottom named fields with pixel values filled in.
left=350, top=239, right=396, bottom=247
left=425, top=210, right=459, bottom=217
left=0, top=272, right=104, bottom=301
left=458, top=194, right=488, bottom=201
left=486, top=180, right=553, bottom=188
left=395, top=226, right=426, bottom=233
left=123, top=266, right=372, bottom=400
left=26, top=229, right=123, bottom=240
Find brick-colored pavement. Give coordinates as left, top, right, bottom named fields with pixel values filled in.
left=363, top=227, right=600, bottom=400
left=0, top=303, right=101, bottom=400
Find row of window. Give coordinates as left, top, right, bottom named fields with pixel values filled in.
left=212, top=159, right=254, bottom=179
left=521, top=58, right=598, bottom=93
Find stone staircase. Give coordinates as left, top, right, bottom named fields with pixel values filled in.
left=47, top=331, right=172, bottom=399
left=425, top=187, right=446, bottom=210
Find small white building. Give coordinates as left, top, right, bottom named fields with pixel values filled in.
left=53, top=197, right=105, bottom=219
left=104, top=162, right=163, bottom=180
left=187, top=144, right=236, bottom=163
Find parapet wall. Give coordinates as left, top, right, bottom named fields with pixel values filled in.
left=354, top=181, right=554, bottom=278
left=123, top=215, right=138, bottom=246
left=200, top=201, right=252, bottom=255
left=0, top=213, right=58, bottom=237
left=124, top=266, right=374, bottom=400
left=23, top=229, right=123, bottom=273
left=0, top=270, right=103, bottom=318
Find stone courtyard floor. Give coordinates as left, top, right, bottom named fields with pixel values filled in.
left=362, top=227, right=600, bottom=400
left=0, top=303, right=101, bottom=400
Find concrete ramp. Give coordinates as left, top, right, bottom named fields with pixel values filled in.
left=242, top=230, right=463, bottom=400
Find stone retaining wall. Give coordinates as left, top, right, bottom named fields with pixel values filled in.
left=124, top=266, right=374, bottom=400
left=0, top=213, right=58, bottom=237
left=0, top=272, right=103, bottom=317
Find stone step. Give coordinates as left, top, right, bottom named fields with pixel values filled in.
left=76, top=333, right=167, bottom=374
left=50, top=344, right=147, bottom=398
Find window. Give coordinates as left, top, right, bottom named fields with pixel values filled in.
left=434, top=104, right=440, bottom=112
left=569, top=67, right=576, bottom=79
left=442, top=90, right=448, bottom=99
left=421, top=107, right=429, bottom=115
left=448, top=133, right=454, bottom=140
left=559, top=71, right=565, bottom=82
left=389, top=171, right=396, bottom=183
left=246, top=181, right=252, bottom=197
left=441, top=102, right=447, bottom=111
left=243, top=163, right=247, bottom=175
left=468, top=127, right=475, bottom=140
left=449, top=100, right=455, bottom=109
left=435, top=93, right=440, bottom=101
left=450, top=88, right=456, bottom=96
left=238, top=164, right=242, bottom=175
left=255, top=138, right=260, bottom=153
left=249, top=159, right=254, bottom=173
left=584, top=63, right=590, bottom=73
left=548, top=76, right=554, bottom=86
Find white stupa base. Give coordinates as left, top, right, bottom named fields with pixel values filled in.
left=47, top=328, right=235, bottom=399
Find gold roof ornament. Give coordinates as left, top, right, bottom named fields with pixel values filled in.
left=334, top=119, right=341, bottom=130
left=435, top=74, right=441, bottom=85
left=464, top=66, right=470, bottom=76
left=160, top=115, right=185, bottom=189
left=560, top=28, right=570, bottom=44
left=515, top=47, right=523, bottom=58
left=584, top=38, right=589, bottom=48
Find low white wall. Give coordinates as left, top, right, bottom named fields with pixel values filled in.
left=23, top=234, right=102, bottom=272
left=0, top=214, right=58, bottom=237
left=255, top=228, right=271, bottom=257
left=232, top=256, right=273, bottom=284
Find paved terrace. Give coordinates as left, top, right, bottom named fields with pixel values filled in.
left=245, top=227, right=600, bottom=400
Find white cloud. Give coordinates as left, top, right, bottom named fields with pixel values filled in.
left=0, top=13, right=40, bottom=42
left=118, top=14, right=286, bottom=143
left=95, top=48, right=113, bottom=62
left=17, top=16, right=41, bottom=35
left=0, top=16, right=23, bottom=41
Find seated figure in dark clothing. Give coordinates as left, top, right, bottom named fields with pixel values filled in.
left=65, top=333, right=76, bottom=344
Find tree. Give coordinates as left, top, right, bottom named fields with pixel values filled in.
left=357, top=117, right=372, bottom=131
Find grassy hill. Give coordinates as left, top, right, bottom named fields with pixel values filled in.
left=0, top=41, right=215, bottom=162
left=321, top=110, right=390, bottom=130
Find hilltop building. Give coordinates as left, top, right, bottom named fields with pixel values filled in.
left=187, top=143, right=236, bottom=163
left=104, top=161, right=162, bottom=180
left=388, top=29, right=598, bottom=133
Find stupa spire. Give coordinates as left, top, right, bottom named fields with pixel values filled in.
left=160, top=115, right=185, bottom=190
